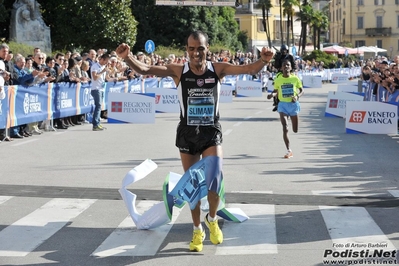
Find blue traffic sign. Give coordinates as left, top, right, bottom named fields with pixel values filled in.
left=145, top=40, right=155, bottom=53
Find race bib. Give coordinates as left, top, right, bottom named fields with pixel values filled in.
left=187, top=96, right=215, bottom=126
left=281, top=84, right=294, bottom=98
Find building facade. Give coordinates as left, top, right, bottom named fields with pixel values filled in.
left=234, top=0, right=302, bottom=52
left=329, top=0, right=399, bottom=56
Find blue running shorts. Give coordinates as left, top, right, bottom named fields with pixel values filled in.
left=277, top=101, right=300, bottom=116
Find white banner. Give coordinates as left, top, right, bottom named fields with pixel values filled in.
left=337, top=84, right=359, bottom=93
left=145, top=88, right=180, bottom=113
left=331, top=73, right=349, bottom=84
left=302, top=75, right=322, bottom=88
left=108, top=93, right=155, bottom=124
left=220, top=85, right=233, bottom=103
left=235, top=80, right=263, bottom=97
left=325, top=91, right=364, bottom=118
left=345, top=101, right=398, bottom=134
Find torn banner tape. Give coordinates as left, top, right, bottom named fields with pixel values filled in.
left=118, top=157, right=249, bottom=230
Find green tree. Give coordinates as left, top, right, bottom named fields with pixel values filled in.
left=39, top=0, right=137, bottom=52
left=0, top=0, right=12, bottom=41
left=130, top=1, right=246, bottom=53
left=256, top=0, right=273, bottom=48
left=283, top=0, right=300, bottom=47
left=297, top=1, right=312, bottom=55
left=279, top=0, right=283, bottom=44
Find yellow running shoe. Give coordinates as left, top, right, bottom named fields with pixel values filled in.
left=189, top=229, right=205, bottom=252
left=204, top=214, right=223, bottom=245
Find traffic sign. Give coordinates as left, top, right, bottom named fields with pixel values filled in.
left=145, top=40, right=155, bottom=54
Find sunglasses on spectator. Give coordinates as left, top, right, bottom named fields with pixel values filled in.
left=39, top=57, right=44, bottom=59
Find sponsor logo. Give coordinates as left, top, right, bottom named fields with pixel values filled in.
left=205, top=78, right=215, bottom=84
left=155, top=95, right=161, bottom=104
left=329, top=99, right=338, bottom=108
left=111, top=101, right=123, bottom=113
left=83, top=88, right=90, bottom=106
left=197, top=79, right=204, bottom=87
left=349, top=111, right=366, bottom=123
left=23, top=93, right=29, bottom=114
left=23, top=93, right=42, bottom=114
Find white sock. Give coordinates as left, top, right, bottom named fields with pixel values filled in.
left=194, top=224, right=203, bottom=231
left=207, top=214, right=217, bottom=222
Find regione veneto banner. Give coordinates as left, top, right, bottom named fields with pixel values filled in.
left=107, top=92, right=155, bottom=124
left=345, top=101, right=398, bottom=134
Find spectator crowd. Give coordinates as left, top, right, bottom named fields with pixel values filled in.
left=1, top=42, right=398, bottom=142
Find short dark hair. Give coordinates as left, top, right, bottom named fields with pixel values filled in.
left=99, top=53, right=110, bottom=60
left=186, top=30, right=208, bottom=46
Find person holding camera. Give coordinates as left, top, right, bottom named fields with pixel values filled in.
left=267, top=59, right=303, bottom=159
left=271, top=44, right=296, bottom=111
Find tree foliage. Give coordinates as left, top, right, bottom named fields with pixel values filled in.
left=39, top=0, right=137, bottom=52
left=0, top=0, right=247, bottom=53
left=130, top=1, right=247, bottom=53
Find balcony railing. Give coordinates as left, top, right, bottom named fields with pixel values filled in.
left=365, top=27, right=391, bottom=36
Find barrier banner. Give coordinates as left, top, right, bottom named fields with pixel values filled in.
left=107, top=92, right=155, bottom=124
left=0, top=86, right=8, bottom=129
left=345, top=101, right=398, bottom=134
left=129, top=79, right=142, bottom=93
left=144, top=78, right=159, bottom=89
left=220, top=84, right=233, bottom=103
left=331, top=73, right=349, bottom=84
left=145, top=87, right=179, bottom=113
left=235, top=80, right=262, bottom=97
left=159, top=77, right=176, bottom=89
left=119, top=158, right=248, bottom=230
left=223, top=75, right=237, bottom=88
left=325, top=91, right=364, bottom=118
left=77, top=82, right=94, bottom=115
left=337, top=84, right=358, bottom=93
left=376, top=84, right=390, bottom=102
left=104, top=81, right=128, bottom=110
left=302, top=75, right=322, bottom=88
left=9, top=84, right=52, bottom=126
left=53, top=82, right=78, bottom=119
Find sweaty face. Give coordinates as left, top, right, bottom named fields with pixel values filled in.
left=282, top=61, right=292, bottom=72
left=186, top=35, right=208, bottom=67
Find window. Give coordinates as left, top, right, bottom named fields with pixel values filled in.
left=257, top=19, right=265, bottom=32
left=355, top=40, right=366, bottom=47
left=376, top=40, right=382, bottom=48
left=376, top=16, right=383, bottom=28
left=374, top=0, right=384, bottom=5
left=357, top=17, right=364, bottom=29
left=273, top=20, right=287, bottom=40
left=358, top=0, right=364, bottom=5
left=343, top=19, right=346, bottom=34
